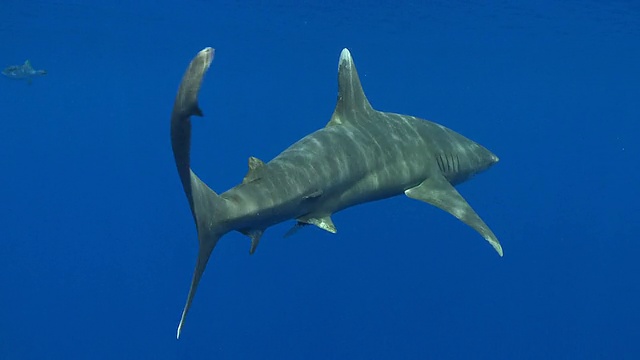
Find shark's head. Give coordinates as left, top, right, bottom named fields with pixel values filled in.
left=470, top=146, right=499, bottom=179
left=482, top=148, right=499, bottom=168
left=439, top=142, right=499, bottom=186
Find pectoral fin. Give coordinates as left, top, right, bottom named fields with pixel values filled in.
left=297, top=215, right=337, bottom=234
left=405, top=175, right=503, bottom=256
left=284, top=221, right=309, bottom=238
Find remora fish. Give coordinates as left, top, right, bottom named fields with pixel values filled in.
left=170, top=47, right=503, bottom=338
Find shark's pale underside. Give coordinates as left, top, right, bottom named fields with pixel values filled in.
left=170, top=47, right=503, bottom=338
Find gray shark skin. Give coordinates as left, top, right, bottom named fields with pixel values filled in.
left=2, top=60, right=47, bottom=84
left=171, top=47, right=503, bottom=339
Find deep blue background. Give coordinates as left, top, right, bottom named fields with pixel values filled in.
left=1, top=1, right=639, bottom=359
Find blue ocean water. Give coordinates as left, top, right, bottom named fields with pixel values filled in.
left=1, top=0, right=638, bottom=358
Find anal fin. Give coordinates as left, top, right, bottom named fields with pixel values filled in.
left=404, top=175, right=503, bottom=256
left=241, top=229, right=264, bottom=254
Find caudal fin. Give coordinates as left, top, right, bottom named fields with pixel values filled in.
left=176, top=175, right=224, bottom=339
left=170, top=48, right=226, bottom=339
left=177, top=215, right=219, bottom=339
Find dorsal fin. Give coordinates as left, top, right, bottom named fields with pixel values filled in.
left=242, top=156, right=265, bottom=184
left=327, top=49, right=373, bottom=127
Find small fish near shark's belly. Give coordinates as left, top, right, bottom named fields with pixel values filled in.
left=220, top=181, right=318, bottom=231
left=220, top=163, right=372, bottom=231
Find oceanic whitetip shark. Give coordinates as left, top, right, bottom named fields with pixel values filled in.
left=171, top=47, right=503, bottom=338
left=1, top=60, right=46, bottom=84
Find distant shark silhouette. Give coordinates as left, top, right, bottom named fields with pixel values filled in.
left=2, top=60, right=46, bottom=84
left=171, top=47, right=503, bottom=338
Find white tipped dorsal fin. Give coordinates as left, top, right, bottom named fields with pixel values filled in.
left=327, top=48, right=373, bottom=127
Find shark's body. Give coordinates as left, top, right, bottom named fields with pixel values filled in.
left=171, top=47, right=503, bottom=338
left=2, top=60, right=46, bottom=84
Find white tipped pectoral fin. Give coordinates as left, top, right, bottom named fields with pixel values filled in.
left=405, top=176, right=503, bottom=256
left=297, top=215, right=337, bottom=234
